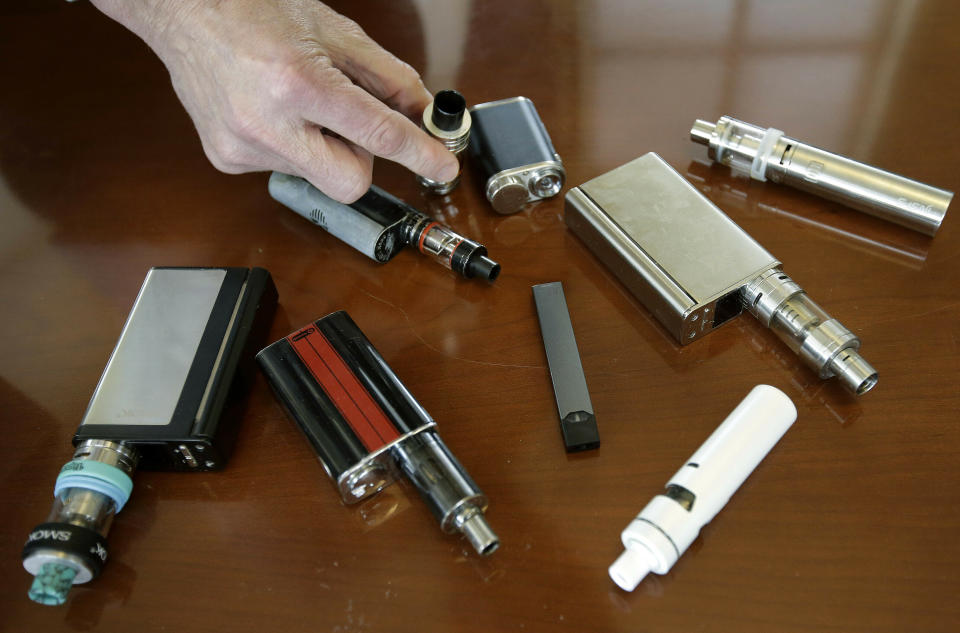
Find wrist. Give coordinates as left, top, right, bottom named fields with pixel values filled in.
left=89, top=0, right=201, bottom=55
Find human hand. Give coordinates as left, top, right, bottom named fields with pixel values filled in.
left=91, top=0, right=459, bottom=202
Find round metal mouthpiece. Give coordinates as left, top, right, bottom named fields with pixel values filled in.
left=690, top=119, right=716, bottom=145
left=460, top=512, right=500, bottom=556
left=829, top=350, right=878, bottom=395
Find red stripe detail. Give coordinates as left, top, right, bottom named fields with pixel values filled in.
left=417, top=222, right=440, bottom=253
left=287, top=326, right=400, bottom=452
left=446, top=238, right=463, bottom=265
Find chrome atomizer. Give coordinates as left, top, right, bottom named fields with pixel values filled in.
left=418, top=89, right=471, bottom=195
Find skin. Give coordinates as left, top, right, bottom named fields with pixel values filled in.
left=90, top=0, right=459, bottom=202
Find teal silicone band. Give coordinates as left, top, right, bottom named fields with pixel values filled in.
left=55, top=460, right=134, bottom=512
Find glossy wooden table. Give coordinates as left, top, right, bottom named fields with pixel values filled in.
left=2, top=2, right=958, bottom=631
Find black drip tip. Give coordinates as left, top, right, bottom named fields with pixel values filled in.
left=468, top=254, right=500, bottom=281
left=431, top=90, right=466, bottom=132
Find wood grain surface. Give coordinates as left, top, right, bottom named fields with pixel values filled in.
left=1, top=2, right=958, bottom=632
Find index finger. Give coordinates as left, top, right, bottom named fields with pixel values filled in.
left=312, top=5, right=432, bottom=120
left=303, top=67, right=459, bottom=183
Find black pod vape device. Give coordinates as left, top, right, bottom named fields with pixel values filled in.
left=22, top=267, right=278, bottom=605
left=468, top=96, right=565, bottom=214
left=257, top=311, right=499, bottom=556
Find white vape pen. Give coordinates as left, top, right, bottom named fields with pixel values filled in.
left=609, top=385, right=797, bottom=591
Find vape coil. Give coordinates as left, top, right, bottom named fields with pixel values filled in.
left=418, top=89, right=471, bottom=195
left=22, top=440, right=138, bottom=605
left=691, top=116, right=954, bottom=236
left=468, top=97, right=565, bottom=214
left=257, top=311, right=499, bottom=556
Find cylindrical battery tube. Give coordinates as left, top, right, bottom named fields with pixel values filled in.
left=268, top=172, right=404, bottom=263
left=743, top=269, right=877, bottom=395
left=609, top=385, right=796, bottom=591
left=269, top=173, right=499, bottom=281
left=418, top=90, right=471, bottom=195
left=691, top=116, right=953, bottom=235
left=23, top=440, right=137, bottom=605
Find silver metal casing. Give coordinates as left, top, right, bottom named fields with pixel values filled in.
left=691, top=116, right=954, bottom=236
left=565, top=153, right=779, bottom=344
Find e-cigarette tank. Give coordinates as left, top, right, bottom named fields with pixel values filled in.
left=22, top=440, right=137, bottom=604
left=418, top=89, right=471, bottom=195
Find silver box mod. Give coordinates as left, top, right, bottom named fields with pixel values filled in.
left=565, top=153, right=777, bottom=344
left=565, top=153, right=877, bottom=394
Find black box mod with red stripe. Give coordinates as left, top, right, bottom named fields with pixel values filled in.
left=256, top=311, right=499, bottom=556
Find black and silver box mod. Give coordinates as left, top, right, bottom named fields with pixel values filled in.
left=74, top=266, right=278, bottom=469
left=468, top=97, right=565, bottom=214
left=257, top=311, right=499, bottom=555
left=565, top=153, right=877, bottom=395
left=22, top=266, right=277, bottom=606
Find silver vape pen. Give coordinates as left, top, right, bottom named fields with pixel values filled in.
left=691, top=116, right=954, bottom=236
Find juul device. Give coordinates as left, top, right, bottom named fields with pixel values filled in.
left=269, top=173, right=500, bottom=281
left=468, top=97, right=565, bottom=214
left=609, top=385, right=797, bottom=591
left=257, top=311, right=499, bottom=556
left=22, top=267, right=277, bottom=605
left=532, top=282, right=600, bottom=452
left=691, top=115, right=954, bottom=236
left=565, top=153, right=877, bottom=395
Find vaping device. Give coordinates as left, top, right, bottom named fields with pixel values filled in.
left=565, top=153, right=878, bottom=395
left=685, top=158, right=929, bottom=271
left=609, top=385, right=796, bottom=591
left=532, top=282, right=600, bottom=452
left=257, top=311, right=499, bottom=556
left=691, top=116, right=954, bottom=236
left=22, top=267, right=277, bottom=605
left=468, top=97, right=565, bottom=214
left=269, top=173, right=500, bottom=281
left=418, top=89, right=471, bottom=195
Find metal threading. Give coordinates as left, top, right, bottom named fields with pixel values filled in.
left=435, top=133, right=470, bottom=155
left=72, top=439, right=138, bottom=476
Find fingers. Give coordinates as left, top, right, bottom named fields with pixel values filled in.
left=299, top=65, right=459, bottom=185
left=331, top=42, right=431, bottom=121
left=288, top=124, right=376, bottom=203
left=315, top=6, right=432, bottom=120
